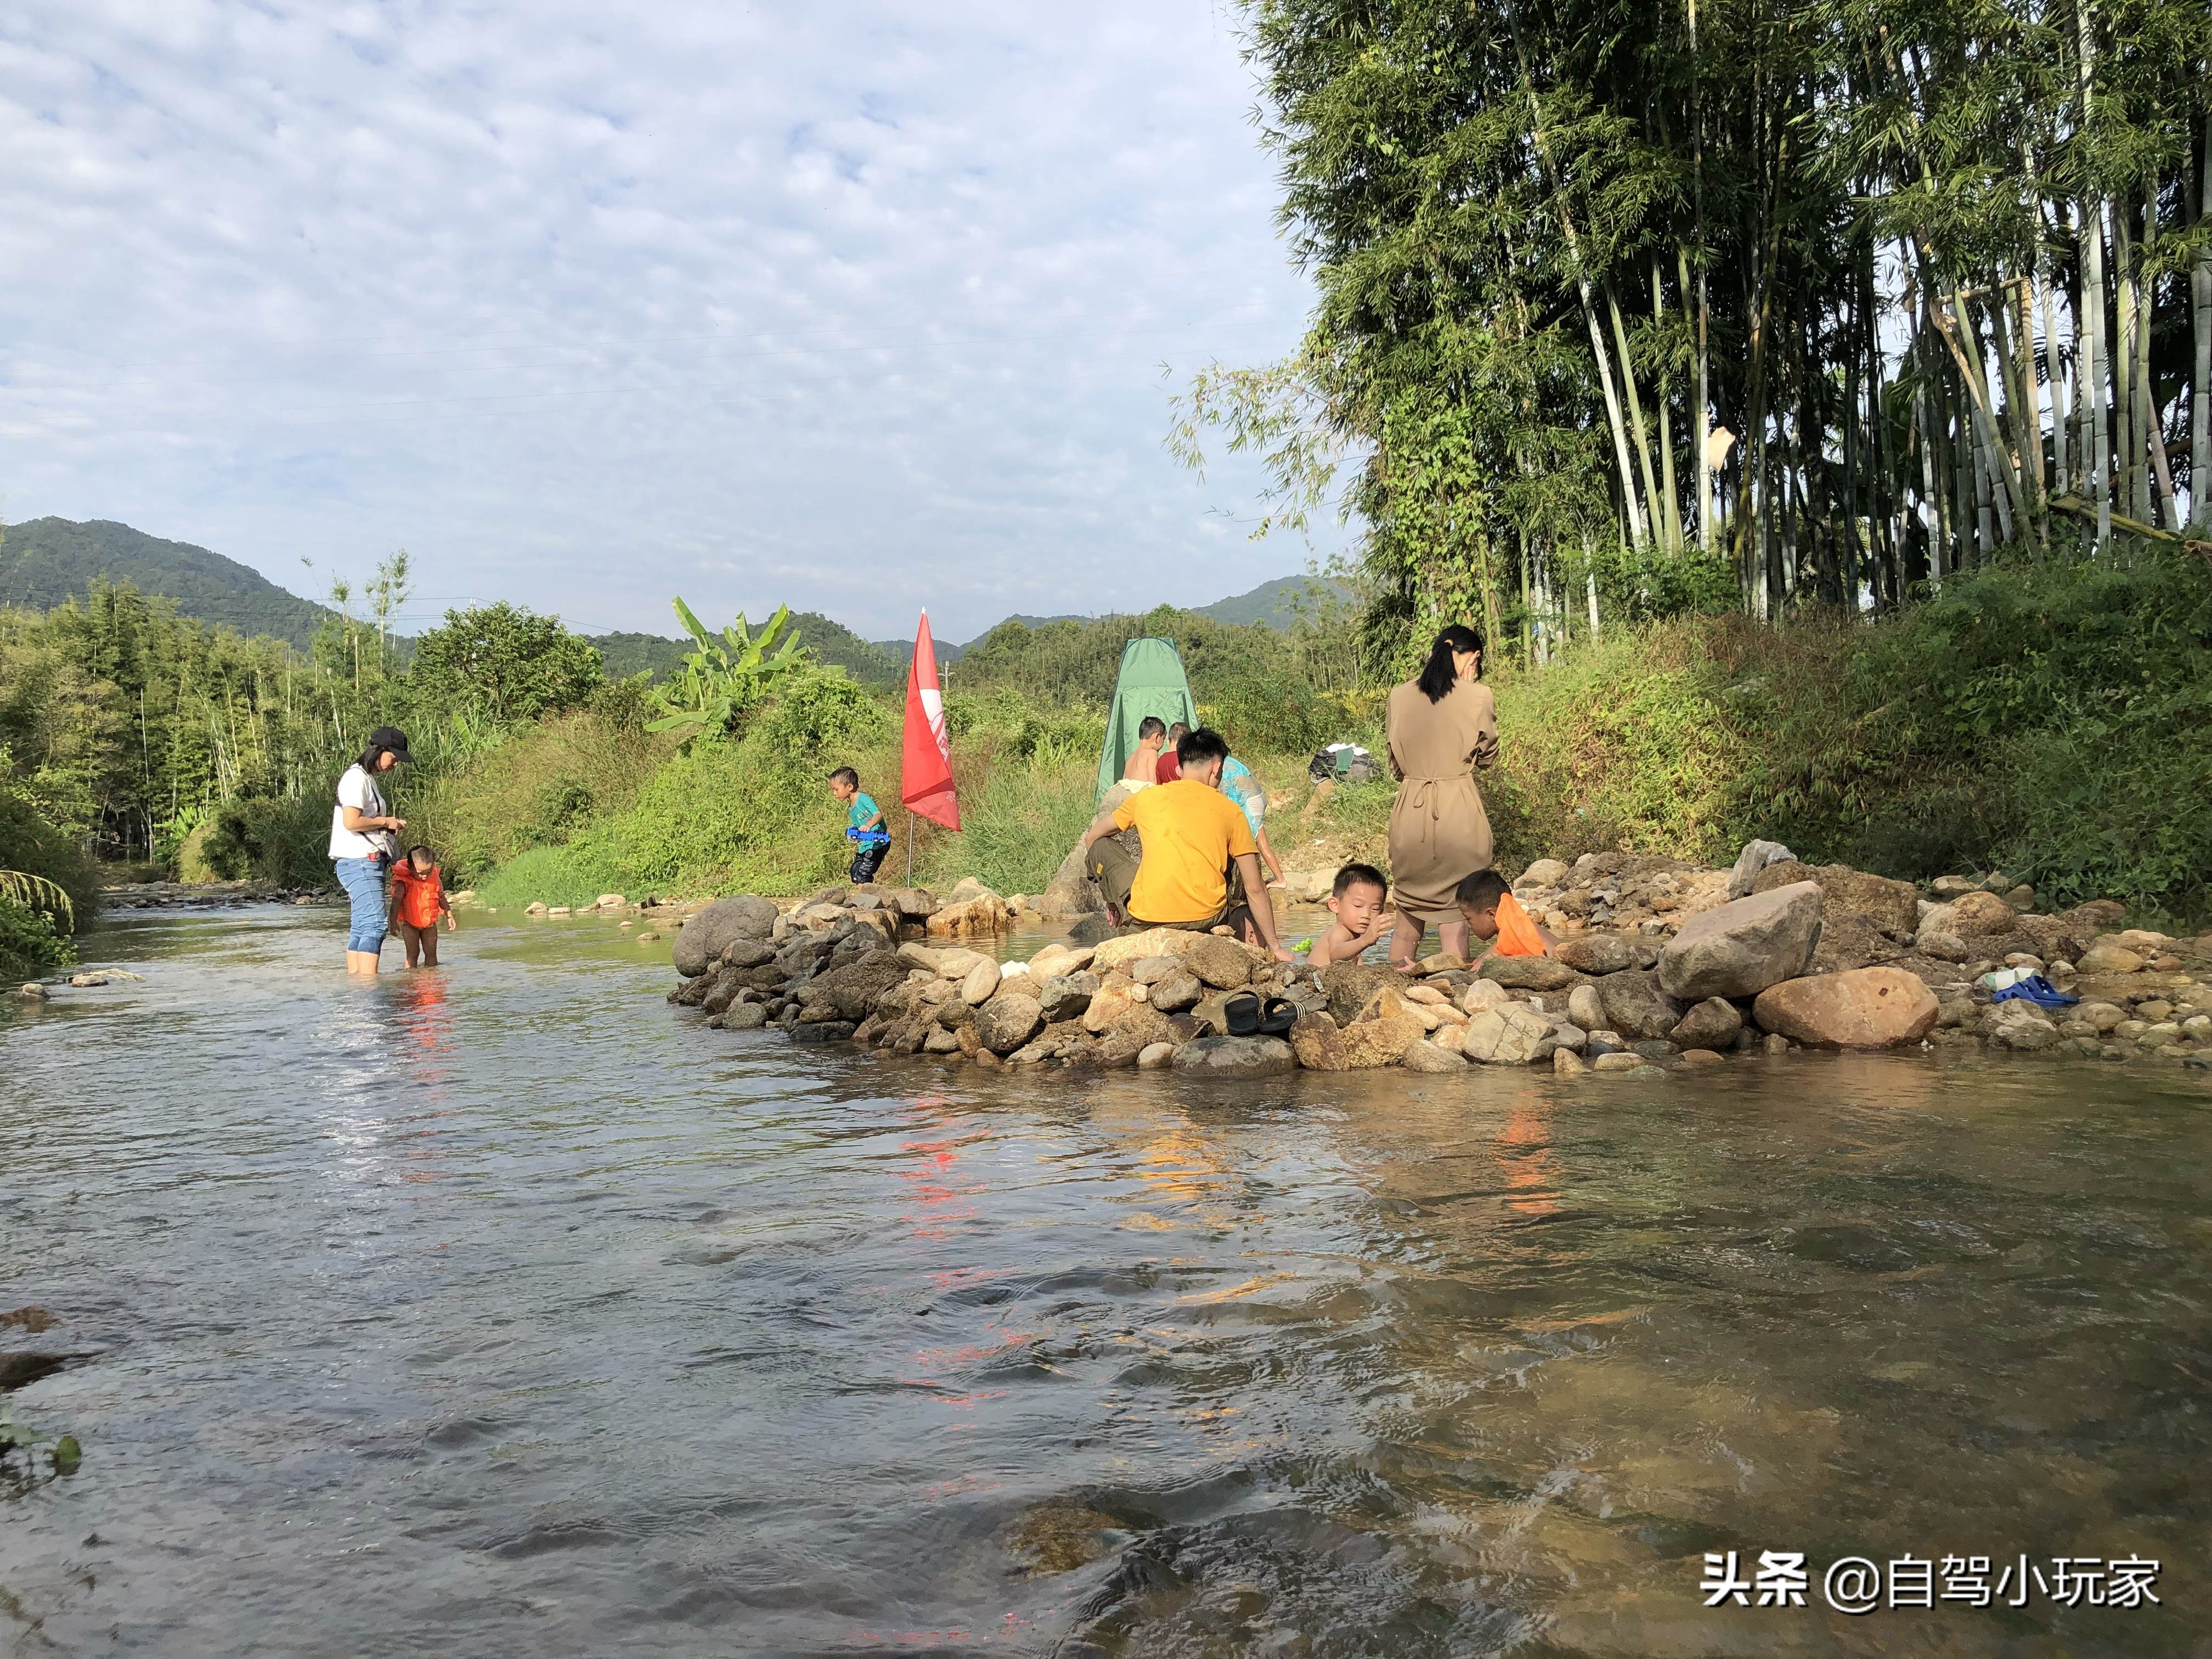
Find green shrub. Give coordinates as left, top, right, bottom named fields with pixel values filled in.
left=473, top=844, right=646, bottom=910
left=0, top=785, right=98, bottom=926
left=0, top=893, right=75, bottom=978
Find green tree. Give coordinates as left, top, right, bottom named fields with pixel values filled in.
left=409, top=601, right=605, bottom=726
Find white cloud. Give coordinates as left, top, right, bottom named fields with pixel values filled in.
left=0, top=0, right=1341, bottom=642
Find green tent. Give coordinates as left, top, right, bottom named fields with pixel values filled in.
left=1094, top=637, right=1198, bottom=799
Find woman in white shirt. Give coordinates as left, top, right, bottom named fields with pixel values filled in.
left=330, top=725, right=412, bottom=974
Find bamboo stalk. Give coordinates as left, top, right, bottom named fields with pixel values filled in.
left=2196, top=108, right=2211, bottom=533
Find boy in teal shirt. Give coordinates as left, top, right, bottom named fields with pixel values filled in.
left=829, top=766, right=890, bottom=883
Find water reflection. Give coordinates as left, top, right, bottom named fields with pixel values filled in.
left=1, top=908, right=2207, bottom=1657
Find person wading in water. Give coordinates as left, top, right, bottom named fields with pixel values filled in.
left=1384, top=625, right=1498, bottom=968
left=329, top=726, right=411, bottom=975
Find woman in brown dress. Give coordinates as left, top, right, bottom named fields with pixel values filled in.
left=1385, top=624, right=1498, bottom=966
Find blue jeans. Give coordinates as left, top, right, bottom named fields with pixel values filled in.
left=335, top=857, right=388, bottom=953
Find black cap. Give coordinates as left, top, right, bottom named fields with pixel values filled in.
left=369, top=725, right=413, bottom=764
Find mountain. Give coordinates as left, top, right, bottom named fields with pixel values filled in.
left=0, top=517, right=337, bottom=650
left=1191, top=573, right=1356, bottom=628
left=589, top=610, right=904, bottom=689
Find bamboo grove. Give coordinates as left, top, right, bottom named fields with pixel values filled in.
left=1176, top=0, right=2211, bottom=658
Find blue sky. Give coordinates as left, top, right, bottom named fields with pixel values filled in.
left=0, top=2, right=1342, bottom=641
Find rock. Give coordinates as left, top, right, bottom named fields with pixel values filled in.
left=1065, top=912, right=1119, bottom=947
left=18, top=982, right=49, bottom=1000
left=1566, top=983, right=1605, bottom=1031
left=926, top=894, right=1012, bottom=939
left=1027, top=943, right=1095, bottom=981
left=595, top=892, right=625, bottom=909
left=1147, top=970, right=1203, bottom=1012
left=923, top=1026, right=963, bottom=1054
left=718, top=938, right=777, bottom=970
left=1037, top=972, right=1098, bottom=1023
left=1669, top=997, right=1744, bottom=1050
left=1172, top=1035, right=1296, bottom=1075
left=1556, top=934, right=1635, bottom=975
left=1517, top=857, right=1570, bottom=890
left=1319, top=961, right=1410, bottom=1026
left=1413, top=952, right=1469, bottom=975
left=1182, top=935, right=1254, bottom=990
left=720, top=1003, right=769, bottom=1030
left=1091, top=927, right=1251, bottom=978
left=1461, top=979, right=1518, bottom=1015
left=1727, top=838, right=1797, bottom=898
left=960, top=960, right=1002, bottom=1005
left=1804, top=912, right=1905, bottom=975
left=1401, top=1039, right=1470, bottom=1073
left=1287, top=1001, right=1422, bottom=1070
left=973, top=992, right=1044, bottom=1054
left=1679, top=1048, right=1726, bottom=1066
left=1476, top=953, right=1577, bottom=991
left=2074, top=1001, right=2127, bottom=1033
left=790, top=1019, right=857, bottom=1044
left=1459, top=1005, right=1551, bottom=1065
left=673, top=894, right=781, bottom=975
left=1980, top=1001, right=2062, bottom=1051
left=1658, top=882, right=1821, bottom=1001
left=1136, top=1041, right=1178, bottom=1069
left=880, top=887, right=937, bottom=918
left=1930, top=874, right=1979, bottom=898
left=2137, top=1022, right=2182, bottom=1048
left=1595, top=970, right=1686, bottom=1041
left=2075, top=943, right=2146, bottom=975
left=636, top=932, right=661, bottom=942
left=1916, top=930, right=1976, bottom=963
left=1591, top=1052, right=1645, bottom=1074
left=1552, top=1047, right=1588, bottom=1076
left=1752, top=968, right=1941, bottom=1048
left=1547, top=1021, right=1588, bottom=1053
left=1129, top=955, right=1184, bottom=986
left=1752, top=861, right=1921, bottom=939
left=1919, top=890, right=2019, bottom=940
left=2001, top=884, right=2038, bottom=911
left=525, top=901, right=548, bottom=915
left=1763, top=1031, right=1792, bottom=1054
left=947, top=877, right=998, bottom=905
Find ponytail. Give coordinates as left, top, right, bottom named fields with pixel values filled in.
left=1415, top=624, right=1484, bottom=702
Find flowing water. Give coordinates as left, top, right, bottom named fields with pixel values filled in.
left=3, top=905, right=2209, bottom=1657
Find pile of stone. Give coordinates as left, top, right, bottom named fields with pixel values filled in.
left=666, top=851, right=2212, bottom=1077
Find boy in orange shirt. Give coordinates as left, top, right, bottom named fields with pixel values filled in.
left=388, top=844, right=457, bottom=968
left=1455, top=868, right=1554, bottom=957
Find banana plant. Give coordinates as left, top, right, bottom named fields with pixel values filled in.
left=645, top=597, right=810, bottom=748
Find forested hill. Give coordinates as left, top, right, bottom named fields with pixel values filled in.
left=590, top=611, right=905, bottom=688
left=0, top=517, right=336, bottom=651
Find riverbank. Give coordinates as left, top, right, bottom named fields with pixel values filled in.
left=664, top=850, right=2212, bottom=1080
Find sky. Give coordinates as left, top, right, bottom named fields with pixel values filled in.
left=0, top=1, right=1345, bottom=643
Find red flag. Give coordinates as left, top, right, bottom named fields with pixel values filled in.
left=901, top=611, right=960, bottom=830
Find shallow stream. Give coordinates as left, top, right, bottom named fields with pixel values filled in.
left=3, top=906, right=2208, bottom=1656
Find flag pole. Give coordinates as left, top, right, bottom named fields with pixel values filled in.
left=905, top=808, right=915, bottom=885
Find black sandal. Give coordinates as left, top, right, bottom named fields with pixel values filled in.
left=1223, top=991, right=1263, bottom=1036
left=1256, top=995, right=1299, bottom=1036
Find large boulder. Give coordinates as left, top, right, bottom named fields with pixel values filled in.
left=1171, top=1035, right=1296, bottom=1075
left=1752, top=861, right=1920, bottom=938
left=1727, top=838, right=1797, bottom=899
left=1556, top=934, right=1636, bottom=975
left=1476, top=953, right=1577, bottom=991
left=1919, top=890, right=2019, bottom=940
left=1807, top=913, right=1905, bottom=975
left=1288, top=996, right=1423, bottom=1070
left=1596, top=969, right=1686, bottom=1040
left=1516, top=858, right=1570, bottom=891
left=1668, top=996, right=1744, bottom=1050
left=927, top=894, right=1012, bottom=938
left=1979, top=1000, right=2062, bottom=1051
left=717, top=938, right=777, bottom=970
left=672, top=894, right=780, bottom=975
left=2075, top=942, right=2146, bottom=975
left=1092, top=926, right=1262, bottom=978
left=1657, top=882, right=1822, bottom=1001
left=1182, top=935, right=1255, bottom=990
left=1037, top=972, right=1098, bottom=1023
left=1319, top=962, right=1409, bottom=1027
left=1459, top=1004, right=1551, bottom=1065
left=1751, top=967, right=1940, bottom=1048
left=974, top=992, right=1045, bottom=1055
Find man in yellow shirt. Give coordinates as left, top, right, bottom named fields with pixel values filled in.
left=1080, top=727, right=1296, bottom=962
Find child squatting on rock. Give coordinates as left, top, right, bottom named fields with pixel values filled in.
left=1456, top=868, right=1555, bottom=957
left=829, top=766, right=891, bottom=884
left=1307, top=863, right=1394, bottom=967
left=388, top=844, right=457, bottom=968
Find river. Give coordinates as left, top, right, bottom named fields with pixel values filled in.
left=3, top=905, right=2207, bottom=1656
